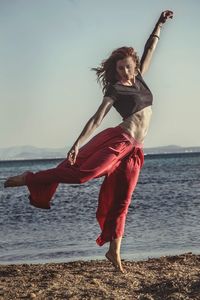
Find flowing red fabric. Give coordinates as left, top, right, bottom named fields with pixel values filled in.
left=25, top=126, right=144, bottom=245
left=96, top=146, right=144, bottom=246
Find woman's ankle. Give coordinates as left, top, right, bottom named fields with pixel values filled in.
left=108, top=248, right=120, bottom=257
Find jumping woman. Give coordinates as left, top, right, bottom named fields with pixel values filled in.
left=4, top=10, right=173, bottom=273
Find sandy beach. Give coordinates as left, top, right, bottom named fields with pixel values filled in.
left=0, top=252, right=200, bottom=299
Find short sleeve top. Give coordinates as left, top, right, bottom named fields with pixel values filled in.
left=104, top=72, right=153, bottom=120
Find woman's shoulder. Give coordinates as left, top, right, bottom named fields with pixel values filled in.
left=104, top=84, right=118, bottom=101
left=104, top=83, right=117, bottom=94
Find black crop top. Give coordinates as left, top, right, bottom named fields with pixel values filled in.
left=104, top=72, right=153, bottom=120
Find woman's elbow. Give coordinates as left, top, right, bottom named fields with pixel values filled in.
left=94, top=119, right=102, bottom=127
left=91, top=111, right=103, bottom=127
left=93, top=114, right=104, bottom=127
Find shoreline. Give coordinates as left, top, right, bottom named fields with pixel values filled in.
left=1, top=252, right=200, bottom=299
left=1, top=150, right=200, bottom=163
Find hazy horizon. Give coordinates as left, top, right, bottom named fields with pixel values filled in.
left=1, top=0, right=199, bottom=149
left=1, top=143, right=200, bottom=151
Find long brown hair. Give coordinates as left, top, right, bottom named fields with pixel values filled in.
left=92, top=46, right=140, bottom=93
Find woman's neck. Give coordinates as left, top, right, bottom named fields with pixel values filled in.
left=118, top=76, right=136, bottom=86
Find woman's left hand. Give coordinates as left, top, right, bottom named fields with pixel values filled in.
left=158, top=10, right=174, bottom=25
left=67, top=144, right=79, bottom=165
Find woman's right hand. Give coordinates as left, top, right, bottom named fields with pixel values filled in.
left=67, top=144, right=79, bottom=165
left=158, top=10, right=174, bottom=25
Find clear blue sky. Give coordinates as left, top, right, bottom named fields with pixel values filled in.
left=0, top=0, right=199, bottom=148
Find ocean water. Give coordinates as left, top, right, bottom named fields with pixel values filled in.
left=0, top=153, right=200, bottom=265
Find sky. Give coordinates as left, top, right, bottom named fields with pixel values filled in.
left=0, top=0, right=199, bottom=149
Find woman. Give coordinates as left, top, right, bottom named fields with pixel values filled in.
left=4, top=10, right=173, bottom=273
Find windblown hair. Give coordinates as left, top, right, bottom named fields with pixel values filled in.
left=91, top=46, right=140, bottom=93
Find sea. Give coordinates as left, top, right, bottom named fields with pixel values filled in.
left=0, top=152, right=200, bottom=265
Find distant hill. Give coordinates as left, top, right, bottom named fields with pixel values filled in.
left=0, top=145, right=200, bottom=161
left=144, top=145, right=200, bottom=155
left=0, top=145, right=68, bottom=161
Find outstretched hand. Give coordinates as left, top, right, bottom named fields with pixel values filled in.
left=158, top=10, right=174, bottom=25
left=67, top=144, right=79, bottom=165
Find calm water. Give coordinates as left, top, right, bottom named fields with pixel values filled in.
left=0, top=153, right=200, bottom=265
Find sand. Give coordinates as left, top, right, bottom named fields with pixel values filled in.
left=0, top=252, right=200, bottom=300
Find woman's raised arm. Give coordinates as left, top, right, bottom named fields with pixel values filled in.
left=139, top=10, right=174, bottom=76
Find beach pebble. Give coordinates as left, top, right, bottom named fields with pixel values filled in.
left=29, top=292, right=37, bottom=298
left=138, top=294, right=154, bottom=300
left=166, top=293, right=188, bottom=300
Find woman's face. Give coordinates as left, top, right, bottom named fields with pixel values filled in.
left=116, top=56, right=137, bottom=82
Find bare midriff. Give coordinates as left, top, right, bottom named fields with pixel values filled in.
left=119, top=106, right=152, bottom=143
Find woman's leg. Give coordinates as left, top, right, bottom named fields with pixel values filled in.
left=97, top=147, right=144, bottom=272
left=105, top=237, right=124, bottom=273
left=4, top=128, right=134, bottom=209
left=4, top=171, right=30, bottom=187
left=4, top=127, right=115, bottom=188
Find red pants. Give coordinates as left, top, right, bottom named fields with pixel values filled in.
left=25, top=125, right=144, bottom=245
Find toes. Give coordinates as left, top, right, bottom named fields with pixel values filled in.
left=4, top=179, right=14, bottom=188
left=4, top=181, right=9, bottom=188
left=4, top=175, right=25, bottom=187
left=105, top=252, right=124, bottom=272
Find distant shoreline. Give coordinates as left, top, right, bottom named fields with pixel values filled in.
left=1, top=252, right=200, bottom=299
left=0, top=150, right=200, bottom=163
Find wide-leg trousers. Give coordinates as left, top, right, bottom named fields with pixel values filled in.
left=25, top=125, right=144, bottom=245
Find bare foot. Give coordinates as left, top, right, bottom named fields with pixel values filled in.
left=105, top=250, right=125, bottom=273
left=4, top=171, right=30, bottom=188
